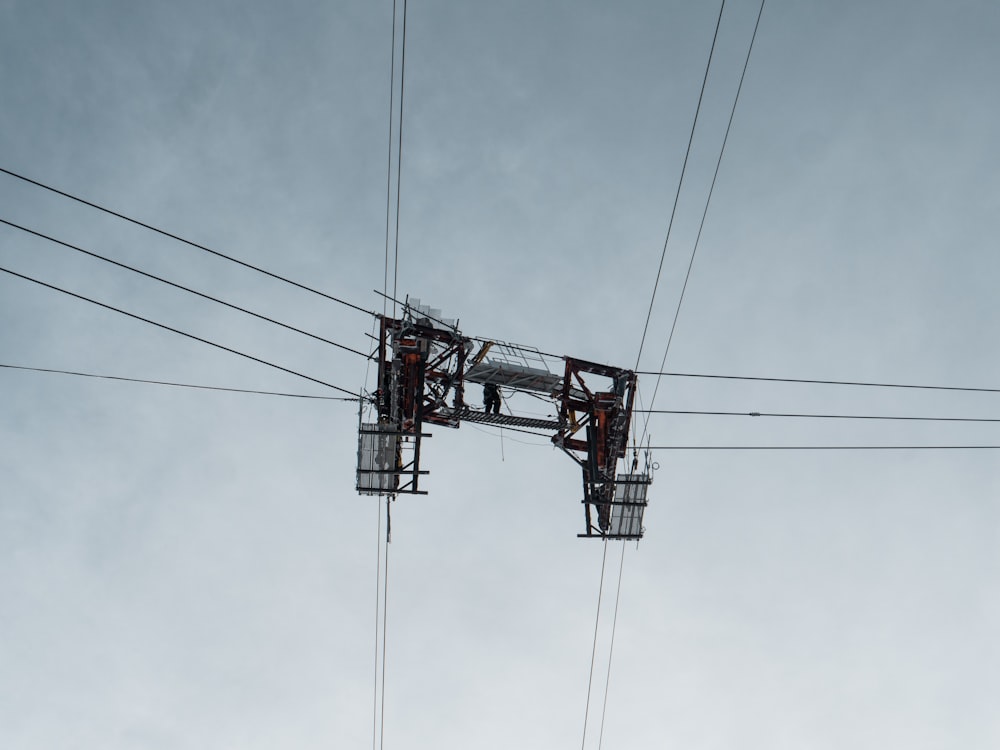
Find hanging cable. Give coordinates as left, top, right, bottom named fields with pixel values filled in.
left=0, top=264, right=361, bottom=397
left=634, top=444, right=1000, bottom=451
left=636, top=370, right=1000, bottom=395
left=371, top=497, right=384, bottom=750
left=612, top=6, right=764, bottom=744
left=1, top=218, right=371, bottom=358
left=0, top=363, right=354, bottom=400
left=0, top=165, right=376, bottom=316
left=371, top=5, right=406, bottom=744
left=635, top=408, right=1000, bottom=423
left=641, top=0, right=766, bottom=437
left=597, top=542, right=627, bottom=750
left=391, top=0, right=409, bottom=317
left=634, top=0, right=726, bottom=372
left=581, top=540, right=609, bottom=750
left=382, top=0, right=400, bottom=320
left=379, top=497, right=392, bottom=750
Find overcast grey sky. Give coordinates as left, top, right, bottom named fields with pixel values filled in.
left=2, top=1, right=999, bottom=748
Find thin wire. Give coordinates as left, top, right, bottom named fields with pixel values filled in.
left=372, top=498, right=383, bottom=750
left=391, top=0, right=409, bottom=317
left=634, top=0, right=726, bottom=372
left=0, top=165, right=376, bottom=316
left=581, top=540, right=609, bottom=750
left=597, top=542, right=627, bottom=750
left=637, top=370, right=1000, bottom=395
left=379, top=498, right=391, bottom=750
left=383, top=0, right=399, bottom=320
left=0, top=264, right=361, bottom=398
left=0, top=363, right=354, bottom=400
left=636, top=445, right=1000, bottom=450
left=642, top=0, right=766, bottom=435
left=637, top=408, right=1000, bottom=423
left=1, top=218, right=371, bottom=358
left=374, top=4, right=399, bottom=737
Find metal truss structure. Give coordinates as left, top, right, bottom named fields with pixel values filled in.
left=357, top=299, right=651, bottom=539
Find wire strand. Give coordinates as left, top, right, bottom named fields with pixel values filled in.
left=597, top=542, right=627, bottom=750
left=383, top=0, right=399, bottom=320
left=1, top=218, right=371, bottom=358
left=637, top=408, right=1000, bottom=423
left=634, top=445, right=1000, bottom=450
left=641, top=0, right=766, bottom=436
left=634, top=0, right=726, bottom=371
left=0, top=264, right=361, bottom=397
left=582, top=540, right=609, bottom=750
left=0, top=363, right=354, bottom=400
left=391, top=0, right=409, bottom=317
left=637, top=370, right=1000, bottom=395
left=0, top=165, right=375, bottom=316
left=379, top=498, right=391, bottom=750
left=372, top=498, right=383, bottom=750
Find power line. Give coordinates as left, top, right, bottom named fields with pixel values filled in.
left=1, top=218, right=371, bottom=359
left=0, top=264, right=362, bottom=398
left=0, top=363, right=354, bottom=400
left=581, top=540, right=609, bottom=750
left=371, top=498, right=384, bottom=750
left=0, top=165, right=375, bottom=317
left=635, top=445, right=1000, bottom=450
left=642, top=0, right=766, bottom=430
left=391, top=0, right=409, bottom=317
left=636, top=370, right=1000, bottom=395
left=634, top=0, right=726, bottom=372
left=374, top=5, right=401, bottom=744
left=378, top=498, right=391, bottom=750
left=637, top=408, right=1000, bottom=423
left=597, top=542, right=627, bottom=750
left=382, top=0, right=400, bottom=321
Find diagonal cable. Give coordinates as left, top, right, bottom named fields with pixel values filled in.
left=634, top=0, right=727, bottom=371
left=0, top=165, right=375, bottom=316
left=638, top=408, right=1000, bottom=423
left=1, top=218, right=370, bottom=358
left=0, top=363, right=353, bottom=400
left=636, top=370, right=1000, bottom=395
left=597, top=542, right=627, bottom=750
left=635, top=444, right=1000, bottom=451
left=641, top=0, right=766, bottom=438
left=581, top=539, right=609, bottom=750
left=0, top=264, right=361, bottom=397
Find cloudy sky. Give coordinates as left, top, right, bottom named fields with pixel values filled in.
left=2, top=1, right=999, bottom=748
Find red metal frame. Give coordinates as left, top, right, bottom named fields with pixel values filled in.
left=359, top=306, right=648, bottom=537
left=552, top=357, right=638, bottom=537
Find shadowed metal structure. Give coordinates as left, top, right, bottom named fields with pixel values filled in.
left=357, top=298, right=652, bottom=539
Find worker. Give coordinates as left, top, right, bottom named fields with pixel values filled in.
left=483, top=382, right=501, bottom=415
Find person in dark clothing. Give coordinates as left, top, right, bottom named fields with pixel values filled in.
left=483, top=382, right=501, bottom=415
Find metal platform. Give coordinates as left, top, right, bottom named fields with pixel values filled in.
left=436, top=406, right=560, bottom=431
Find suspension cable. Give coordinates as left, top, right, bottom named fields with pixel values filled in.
left=391, top=0, right=409, bottom=317
left=0, top=264, right=361, bottom=397
left=1, top=218, right=370, bottom=358
left=371, top=497, right=383, bottom=750
left=597, top=542, right=627, bottom=750
left=640, top=0, right=766, bottom=440
left=379, top=498, right=392, bottom=750
left=0, top=166, right=375, bottom=316
left=581, top=540, right=609, bottom=750
left=383, top=0, right=399, bottom=319
left=634, top=0, right=727, bottom=372
left=0, top=363, right=354, bottom=400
